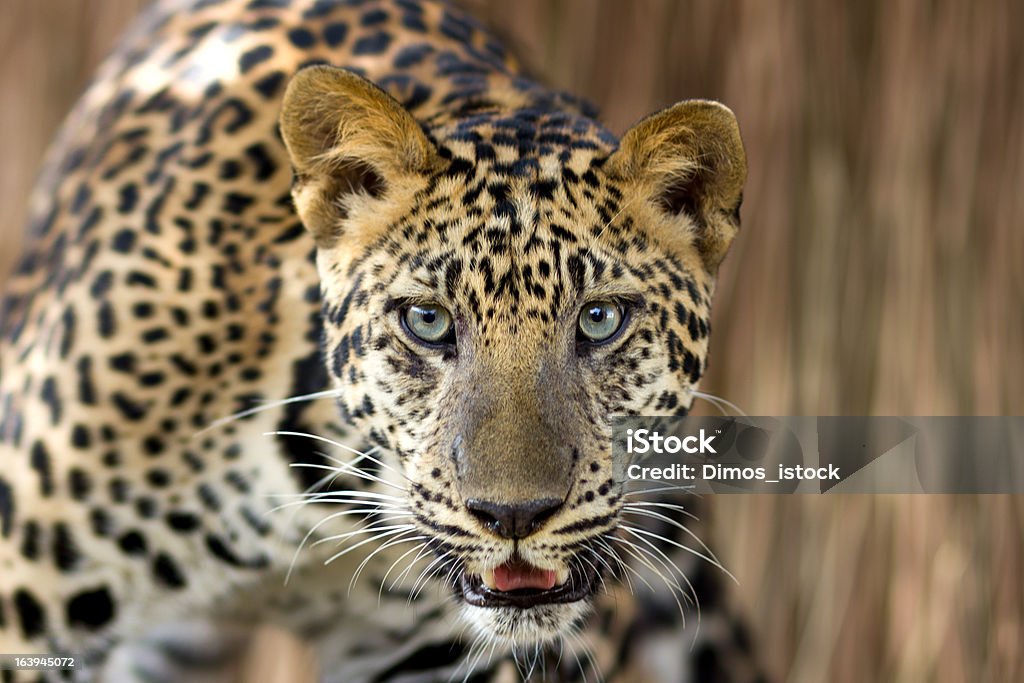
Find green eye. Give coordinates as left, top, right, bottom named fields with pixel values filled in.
left=403, top=304, right=455, bottom=344
left=578, top=301, right=624, bottom=342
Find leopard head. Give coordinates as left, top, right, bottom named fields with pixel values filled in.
left=280, top=66, right=746, bottom=647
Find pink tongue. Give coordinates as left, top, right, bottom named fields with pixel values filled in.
left=493, top=561, right=557, bottom=591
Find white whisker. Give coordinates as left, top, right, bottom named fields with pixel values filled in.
left=195, top=388, right=344, bottom=436
left=622, top=500, right=697, bottom=522
left=268, top=429, right=401, bottom=477
left=313, top=522, right=417, bottom=548
left=686, top=388, right=748, bottom=417
left=324, top=529, right=425, bottom=566
left=619, top=523, right=735, bottom=584
left=622, top=483, right=701, bottom=497
left=390, top=542, right=440, bottom=589
left=618, top=528, right=695, bottom=605
left=612, top=536, right=688, bottom=628
left=594, top=537, right=635, bottom=595
left=349, top=533, right=424, bottom=595
left=409, top=554, right=458, bottom=603
left=622, top=505, right=698, bottom=534
left=266, top=494, right=405, bottom=515
left=286, top=505, right=385, bottom=584
left=377, top=542, right=430, bottom=600
left=288, top=461, right=405, bottom=492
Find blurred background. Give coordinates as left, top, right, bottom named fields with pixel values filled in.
left=2, top=1, right=1021, bottom=681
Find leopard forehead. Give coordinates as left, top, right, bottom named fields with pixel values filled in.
left=339, top=174, right=714, bottom=356
left=321, top=111, right=713, bottom=333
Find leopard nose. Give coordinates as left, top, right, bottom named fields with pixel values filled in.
left=465, top=497, right=563, bottom=539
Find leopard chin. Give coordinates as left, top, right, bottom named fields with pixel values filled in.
left=459, top=600, right=594, bottom=648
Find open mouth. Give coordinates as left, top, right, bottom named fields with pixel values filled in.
left=460, top=556, right=597, bottom=608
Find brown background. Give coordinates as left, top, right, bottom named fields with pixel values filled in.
left=2, top=1, right=1022, bottom=681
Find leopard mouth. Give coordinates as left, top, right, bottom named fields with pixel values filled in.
left=460, top=556, right=597, bottom=608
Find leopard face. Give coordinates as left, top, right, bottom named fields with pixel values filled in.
left=281, top=67, right=746, bottom=646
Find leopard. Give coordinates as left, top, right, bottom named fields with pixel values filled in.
left=0, top=0, right=763, bottom=681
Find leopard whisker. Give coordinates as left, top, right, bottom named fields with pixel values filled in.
left=622, top=500, right=698, bottom=522
left=377, top=541, right=430, bottom=601
left=266, top=496, right=406, bottom=515
left=610, top=536, right=689, bottom=629
left=579, top=546, right=616, bottom=600
left=565, top=627, right=606, bottom=683
left=294, top=463, right=355, bottom=501
left=553, top=631, right=566, bottom=673
left=621, top=506, right=711, bottom=605
left=621, top=506, right=700, bottom=538
left=536, top=640, right=546, bottom=678
left=613, top=532, right=705, bottom=648
left=473, top=632, right=502, bottom=683
left=406, top=557, right=457, bottom=608
left=268, top=488, right=403, bottom=500
left=195, top=387, right=344, bottom=436
left=440, top=553, right=464, bottom=590
left=313, top=522, right=417, bottom=548
left=388, top=541, right=440, bottom=590
left=618, top=527, right=697, bottom=608
left=622, top=483, right=702, bottom=497
left=268, top=429, right=401, bottom=477
left=613, top=532, right=690, bottom=602
left=484, top=636, right=503, bottom=681
left=510, top=645, right=527, bottom=681
left=603, top=539, right=661, bottom=597
left=594, top=536, right=635, bottom=596
left=619, top=522, right=736, bottom=584
left=686, top=388, right=748, bottom=417
left=273, top=497, right=407, bottom=549
left=408, top=553, right=458, bottom=603
left=585, top=191, right=638, bottom=250
left=293, top=516, right=411, bottom=573
left=518, top=646, right=531, bottom=682
left=426, top=554, right=461, bottom=594
left=324, top=529, right=426, bottom=566
left=622, top=476, right=697, bottom=491
left=287, top=461, right=405, bottom=492
left=266, top=435, right=401, bottom=545
left=454, top=628, right=497, bottom=683
left=283, top=498, right=409, bottom=583
left=583, top=545, right=617, bottom=597
left=349, top=533, right=424, bottom=595
left=406, top=550, right=451, bottom=596
left=565, top=634, right=588, bottom=683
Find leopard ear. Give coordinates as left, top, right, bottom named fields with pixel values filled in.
left=280, top=65, right=439, bottom=247
left=606, top=100, right=746, bottom=268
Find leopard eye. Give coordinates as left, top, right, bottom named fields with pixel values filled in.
left=403, top=304, right=455, bottom=344
left=578, top=301, right=624, bottom=343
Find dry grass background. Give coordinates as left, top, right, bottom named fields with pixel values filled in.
left=1, top=1, right=1022, bottom=681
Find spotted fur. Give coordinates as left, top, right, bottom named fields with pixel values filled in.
left=0, top=1, right=762, bottom=681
